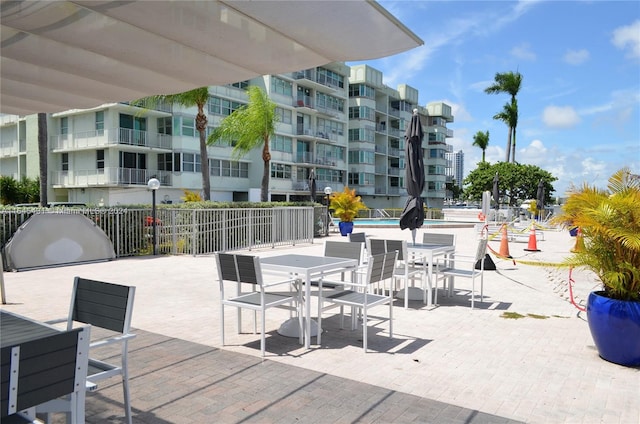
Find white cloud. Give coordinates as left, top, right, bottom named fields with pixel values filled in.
left=611, top=20, right=640, bottom=59
left=510, top=43, right=536, bottom=61
left=542, top=105, right=581, bottom=128
left=563, top=49, right=590, bottom=65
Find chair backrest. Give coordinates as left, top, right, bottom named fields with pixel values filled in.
left=365, top=251, right=397, bottom=285
left=422, top=233, right=455, bottom=246
left=324, top=241, right=363, bottom=263
left=70, top=277, right=135, bottom=334
left=216, top=253, right=263, bottom=287
left=384, top=239, right=406, bottom=261
left=1, top=327, right=86, bottom=417
left=367, top=238, right=386, bottom=256
left=348, top=232, right=366, bottom=244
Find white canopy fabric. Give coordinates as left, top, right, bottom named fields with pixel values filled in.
left=0, top=0, right=423, bottom=115
left=3, top=213, right=115, bottom=271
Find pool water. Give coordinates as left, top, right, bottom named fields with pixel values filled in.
left=333, top=219, right=465, bottom=227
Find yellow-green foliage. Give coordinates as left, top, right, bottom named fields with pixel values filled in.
left=182, top=190, right=203, bottom=202
left=552, top=167, right=640, bottom=301
left=329, top=187, right=367, bottom=222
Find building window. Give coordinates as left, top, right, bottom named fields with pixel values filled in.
left=315, top=92, right=344, bottom=113
left=208, top=96, right=245, bottom=116
left=182, top=117, right=195, bottom=137
left=271, top=77, right=292, bottom=96
left=61, top=153, right=69, bottom=171
left=317, top=67, right=344, bottom=89
left=271, top=163, right=291, bottom=179
left=158, top=153, right=173, bottom=171
left=317, top=118, right=344, bottom=137
left=348, top=84, right=375, bottom=98
left=230, top=81, right=249, bottom=90
left=182, top=153, right=201, bottom=172
left=348, top=150, right=374, bottom=164
left=60, top=117, right=68, bottom=135
left=95, top=111, right=104, bottom=136
left=271, top=135, right=293, bottom=153
left=96, top=149, right=104, bottom=169
left=158, top=117, right=172, bottom=135
left=275, top=107, right=292, bottom=125
left=211, top=160, right=249, bottom=178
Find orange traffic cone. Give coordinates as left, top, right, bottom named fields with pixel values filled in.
left=571, top=228, right=585, bottom=253
left=499, top=224, right=512, bottom=258
left=524, top=226, right=541, bottom=252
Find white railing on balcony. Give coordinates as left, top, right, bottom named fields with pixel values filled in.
left=50, top=128, right=172, bottom=151
left=50, top=168, right=172, bottom=187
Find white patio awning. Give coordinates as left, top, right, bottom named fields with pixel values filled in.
left=0, top=0, right=423, bottom=115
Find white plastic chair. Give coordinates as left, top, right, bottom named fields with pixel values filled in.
left=216, top=252, right=300, bottom=357
left=318, top=251, right=397, bottom=352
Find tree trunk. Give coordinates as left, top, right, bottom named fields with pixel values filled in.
left=37, top=113, right=48, bottom=207
left=511, top=126, right=517, bottom=163
left=261, top=136, right=271, bottom=202
left=505, top=127, right=512, bottom=163
left=196, top=111, right=210, bottom=200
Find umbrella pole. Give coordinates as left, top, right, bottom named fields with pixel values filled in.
left=411, top=228, right=416, bottom=246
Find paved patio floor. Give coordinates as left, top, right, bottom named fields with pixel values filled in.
left=2, top=224, right=638, bottom=423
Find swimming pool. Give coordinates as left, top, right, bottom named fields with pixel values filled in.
left=333, top=219, right=474, bottom=228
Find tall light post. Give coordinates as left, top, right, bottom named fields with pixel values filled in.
left=324, top=186, right=332, bottom=236
left=147, top=178, right=160, bottom=255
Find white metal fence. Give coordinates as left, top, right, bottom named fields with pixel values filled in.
left=0, top=207, right=318, bottom=260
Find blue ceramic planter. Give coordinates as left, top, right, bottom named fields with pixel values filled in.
left=587, top=291, right=640, bottom=367
left=338, top=221, right=354, bottom=236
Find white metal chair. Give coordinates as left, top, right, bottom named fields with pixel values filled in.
left=42, top=277, right=136, bottom=424
left=318, top=251, right=397, bottom=352
left=367, top=238, right=423, bottom=308
left=215, top=252, right=300, bottom=357
left=435, top=238, right=488, bottom=309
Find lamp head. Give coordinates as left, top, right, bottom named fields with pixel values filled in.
left=324, top=186, right=332, bottom=195
left=147, top=178, right=160, bottom=190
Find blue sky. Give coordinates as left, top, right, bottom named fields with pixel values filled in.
left=349, top=0, right=640, bottom=198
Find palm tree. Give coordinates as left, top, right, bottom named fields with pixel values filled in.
left=208, top=86, right=278, bottom=202
left=493, top=99, right=518, bottom=162
left=140, top=88, right=211, bottom=200
left=485, top=71, right=522, bottom=162
left=37, top=113, right=48, bottom=206
left=472, top=130, right=489, bottom=162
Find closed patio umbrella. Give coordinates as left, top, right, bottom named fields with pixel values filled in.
left=492, top=172, right=500, bottom=222
left=536, top=179, right=545, bottom=220
left=309, top=169, right=317, bottom=202
left=400, top=109, right=425, bottom=245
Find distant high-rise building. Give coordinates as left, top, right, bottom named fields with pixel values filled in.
left=446, top=150, right=464, bottom=188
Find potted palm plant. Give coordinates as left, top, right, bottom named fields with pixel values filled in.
left=329, top=187, right=367, bottom=236
left=552, top=167, right=640, bottom=366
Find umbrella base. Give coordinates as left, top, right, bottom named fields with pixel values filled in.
left=277, top=317, right=321, bottom=338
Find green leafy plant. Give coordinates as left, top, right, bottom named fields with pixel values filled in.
left=552, top=167, right=640, bottom=301
left=329, top=187, right=367, bottom=223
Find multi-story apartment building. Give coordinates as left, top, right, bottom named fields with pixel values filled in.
left=0, top=63, right=453, bottom=209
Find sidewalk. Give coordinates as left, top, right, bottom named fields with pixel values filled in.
left=1, top=226, right=638, bottom=423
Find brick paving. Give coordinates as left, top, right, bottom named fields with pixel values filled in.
left=80, top=329, right=522, bottom=424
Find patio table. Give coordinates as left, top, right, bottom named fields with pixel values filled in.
left=1, top=310, right=89, bottom=422
left=405, top=243, right=456, bottom=306
left=260, top=254, right=358, bottom=349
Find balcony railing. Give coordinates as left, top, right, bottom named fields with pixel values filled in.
left=50, top=168, right=172, bottom=187
left=50, top=128, right=172, bottom=151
